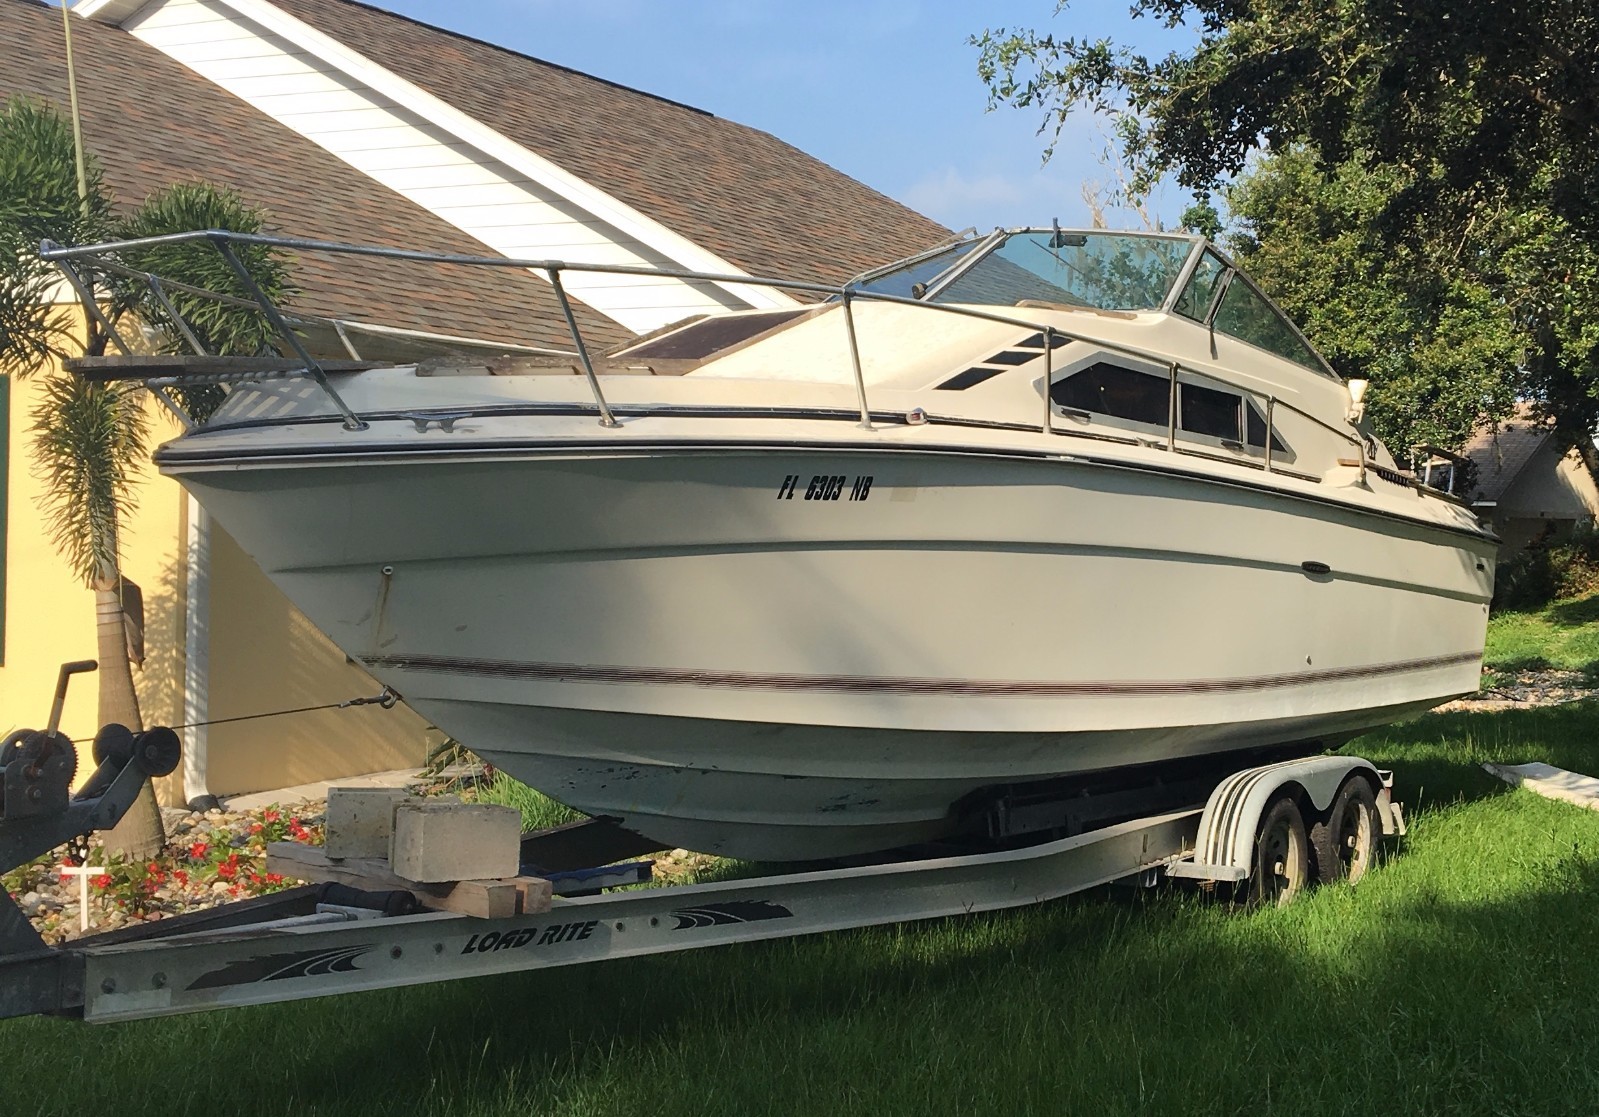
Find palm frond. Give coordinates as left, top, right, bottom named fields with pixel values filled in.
left=111, top=183, right=297, bottom=424
left=0, top=96, right=113, bottom=380
left=29, top=371, right=149, bottom=586
left=0, top=95, right=111, bottom=248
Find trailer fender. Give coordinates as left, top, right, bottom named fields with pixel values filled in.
left=1166, top=756, right=1392, bottom=883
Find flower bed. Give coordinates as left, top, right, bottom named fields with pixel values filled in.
left=2, top=802, right=325, bottom=945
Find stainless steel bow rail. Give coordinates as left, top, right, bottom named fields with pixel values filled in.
left=37, top=229, right=1399, bottom=490
left=3, top=673, right=1402, bottom=1025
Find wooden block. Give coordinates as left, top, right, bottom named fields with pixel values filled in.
left=265, top=842, right=551, bottom=919
left=509, top=876, right=554, bottom=915
left=390, top=800, right=521, bottom=882
left=324, top=787, right=408, bottom=860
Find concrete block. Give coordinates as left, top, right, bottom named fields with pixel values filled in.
left=324, top=787, right=408, bottom=861
left=391, top=799, right=522, bottom=882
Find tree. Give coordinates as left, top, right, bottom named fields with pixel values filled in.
left=974, top=1, right=1599, bottom=233
left=974, top=2, right=1599, bottom=456
left=1219, top=148, right=1525, bottom=457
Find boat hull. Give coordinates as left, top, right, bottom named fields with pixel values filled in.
left=164, top=434, right=1494, bottom=859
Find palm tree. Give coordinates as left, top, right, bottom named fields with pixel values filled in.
left=2, top=98, right=294, bottom=858
left=0, top=96, right=165, bottom=858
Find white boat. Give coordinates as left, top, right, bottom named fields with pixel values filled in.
left=102, top=228, right=1493, bottom=860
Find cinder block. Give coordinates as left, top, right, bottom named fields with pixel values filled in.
left=390, top=799, right=522, bottom=882
left=324, top=787, right=408, bottom=861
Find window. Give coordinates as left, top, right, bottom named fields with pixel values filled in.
left=615, top=309, right=810, bottom=361
left=1212, top=279, right=1322, bottom=371
left=1173, top=251, right=1227, bottom=321
left=934, top=233, right=1194, bottom=310
left=1180, top=382, right=1241, bottom=441
left=1052, top=363, right=1168, bottom=426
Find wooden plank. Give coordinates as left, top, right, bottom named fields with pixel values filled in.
left=265, top=842, right=551, bottom=919
left=1484, top=762, right=1599, bottom=813
left=64, top=355, right=391, bottom=380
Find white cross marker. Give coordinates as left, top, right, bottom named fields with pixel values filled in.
left=59, top=863, right=105, bottom=932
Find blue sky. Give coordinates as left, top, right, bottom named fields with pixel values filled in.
left=378, top=0, right=1196, bottom=234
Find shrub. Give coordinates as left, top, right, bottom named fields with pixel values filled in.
left=1493, top=526, right=1599, bottom=611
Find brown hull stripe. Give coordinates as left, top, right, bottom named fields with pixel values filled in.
left=364, top=650, right=1481, bottom=698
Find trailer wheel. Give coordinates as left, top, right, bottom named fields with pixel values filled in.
left=1251, top=795, right=1309, bottom=907
left=1310, top=777, right=1378, bottom=885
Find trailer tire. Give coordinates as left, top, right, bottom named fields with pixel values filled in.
left=1310, top=776, right=1378, bottom=885
left=1251, top=795, right=1309, bottom=907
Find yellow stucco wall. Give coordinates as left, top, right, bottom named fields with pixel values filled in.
left=2, top=308, right=433, bottom=802
left=202, top=522, right=437, bottom=796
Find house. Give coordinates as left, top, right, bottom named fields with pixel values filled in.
left=1459, top=405, right=1599, bottom=554
left=0, top=0, right=948, bottom=805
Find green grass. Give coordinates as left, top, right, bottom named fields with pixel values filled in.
left=4, top=702, right=1598, bottom=1116
left=10, top=611, right=1599, bottom=1116
left=1485, top=589, right=1599, bottom=676
left=469, top=770, right=586, bottom=832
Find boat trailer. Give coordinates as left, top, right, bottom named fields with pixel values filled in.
left=1, top=667, right=1403, bottom=1024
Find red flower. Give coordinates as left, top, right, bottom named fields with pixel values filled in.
left=173, top=869, right=189, bottom=887
left=265, top=873, right=284, bottom=885
left=146, top=861, right=161, bottom=873
left=91, top=874, right=113, bottom=889
left=188, top=841, right=208, bottom=860
left=262, top=809, right=281, bottom=823
left=228, top=884, right=242, bottom=897
left=249, top=822, right=264, bottom=834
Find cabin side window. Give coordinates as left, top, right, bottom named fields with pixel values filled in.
left=1180, top=382, right=1291, bottom=457
left=1052, top=363, right=1168, bottom=426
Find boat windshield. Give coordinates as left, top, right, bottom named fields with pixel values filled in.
left=857, top=231, right=1196, bottom=312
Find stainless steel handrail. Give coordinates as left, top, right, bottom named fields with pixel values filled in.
left=40, top=229, right=1376, bottom=489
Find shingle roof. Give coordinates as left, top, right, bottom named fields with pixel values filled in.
left=268, top=0, right=953, bottom=287
left=1, top=0, right=629, bottom=352
left=1459, top=404, right=1558, bottom=503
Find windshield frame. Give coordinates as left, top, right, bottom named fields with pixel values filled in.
left=925, top=228, right=1206, bottom=314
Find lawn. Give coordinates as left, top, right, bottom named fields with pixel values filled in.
left=5, top=606, right=1599, bottom=1116
left=1484, top=591, right=1599, bottom=675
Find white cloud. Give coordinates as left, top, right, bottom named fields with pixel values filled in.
left=902, top=167, right=1025, bottom=227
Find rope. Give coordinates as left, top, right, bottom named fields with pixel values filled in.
left=70, top=687, right=399, bottom=743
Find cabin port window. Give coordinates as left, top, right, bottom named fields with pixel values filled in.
left=1212, top=279, right=1322, bottom=371
left=1052, top=362, right=1168, bottom=426
left=1245, top=403, right=1288, bottom=453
